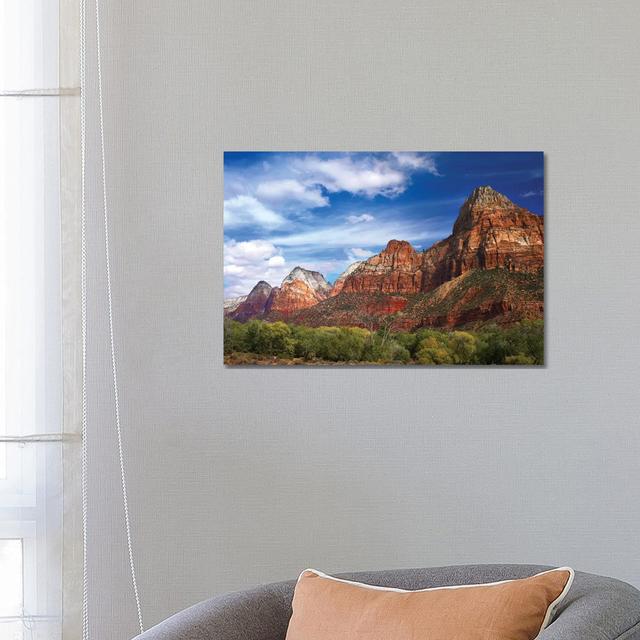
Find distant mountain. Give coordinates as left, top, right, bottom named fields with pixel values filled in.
left=282, top=266, right=332, bottom=294
left=339, top=240, right=424, bottom=294
left=264, top=267, right=331, bottom=319
left=226, top=186, right=544, bottom=330
left=330, top=260, right=363, bottom=296
left=223, top=295, right=247, bottom=314
left=229, top=281, right=272, bottom=321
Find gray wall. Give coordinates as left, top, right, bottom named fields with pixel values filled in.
left=84, top=1, right=640, bottom=638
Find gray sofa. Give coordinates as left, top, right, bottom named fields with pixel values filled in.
left=135, top=564, right=640, bottom=639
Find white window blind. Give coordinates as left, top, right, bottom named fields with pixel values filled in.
left=1, top=1, right=80, bottom=639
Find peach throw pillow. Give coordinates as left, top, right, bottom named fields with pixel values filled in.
left=285, top=567, right=574, bottom=640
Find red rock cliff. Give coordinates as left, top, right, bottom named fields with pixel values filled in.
left=265, top=267, right=331, bottom=318
left=421, top=186, right=544, bottom=290
left=340, top=240, right=424, bottom=294
left=230, top=281, right=272, bottom=321
left=340, top=186, right=544, bottom=295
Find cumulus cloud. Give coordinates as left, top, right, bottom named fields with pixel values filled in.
left=256, top=179, right=329, bottom=208
left=224, top=239, right=290, bottom=297
left=294, top=156, right=407, bottom=198
left=267, top=254, right=285, bottom=267
left=392, top=152, right=440, bottom=175
left=224, top=195, right=286, bottom=229
left=347, top=247, right=374, bottom=261
left=292, top=153, right=441, bottom=199
left=224, top=239, right=281, bottom=265
left=346, top=213, right=375, bottom=224
left=223, top=153, right=442, bottom=233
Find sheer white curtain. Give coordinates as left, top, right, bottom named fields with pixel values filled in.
left=1, top=1, right=81, bottom=639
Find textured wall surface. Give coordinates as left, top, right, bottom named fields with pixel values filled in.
left=83, top=2, right=640, bottom=638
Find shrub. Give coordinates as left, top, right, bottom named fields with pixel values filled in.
left=448, top=331, right=478, bottom=364
left=224, top=318, right=543, bottom=365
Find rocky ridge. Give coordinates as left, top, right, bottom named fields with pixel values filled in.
left=229, top=281, right=272, bottom=321
left=330, top=261, right=363, bottom=296
left=264, top=267, right=332, bottom=319
left=223, top=295, right=247, bottom=314
left=226, top=186, right=544, bottom=329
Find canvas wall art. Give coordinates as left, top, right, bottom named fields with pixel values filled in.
left=224, top=152, right=544, bottom=365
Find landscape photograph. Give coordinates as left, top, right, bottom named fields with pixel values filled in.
left=224, top=151, right=544, bottom=365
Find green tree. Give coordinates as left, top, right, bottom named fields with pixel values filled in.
left=449, top=331, right=478, bottom=364
left=416, top=335, right=454, bottom=365
left=223, top=319, right=249, bottom=354
left=392, top=331, right=419, bottom=356
left=266, top=321, right=295, bottom=357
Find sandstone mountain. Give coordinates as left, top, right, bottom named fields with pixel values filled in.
left=330, top=261, right=363, bottom=296
left=282, top=266, right=332, bottom=294
left=420, top=185, right=544, bottom=290
left=339, top=240, right=423, bottom=294
left=223, top=295, right=247, bottom=314
left=229, top=281, right=272, bottom=321
left=339, top=186, right=543, bottom=295
left=296, top=268, right=543, bottom=331
left=264, top=267, right=332, bottom=319
left=225, top=186, right=544, bottom=330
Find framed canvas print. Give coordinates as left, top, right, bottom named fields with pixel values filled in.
left=224, top=152, right=544, bottom=365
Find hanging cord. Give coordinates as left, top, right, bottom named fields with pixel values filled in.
left=79, top=0, right=89, bottom=636
left=94, top=0, right=145, bottom=633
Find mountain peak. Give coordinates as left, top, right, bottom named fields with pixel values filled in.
left=283, top=266, right=312, bottom=281
left=230, top=281, right=272, bottom=321
left=381, top=239, right=416, bottom=255
left=454, top=186, right=517, bottom=234
left=282, top=267, right=331, bottom=293
left=252, top=280, right=273, bottom=292
left=465, top=185, right=514, bottom=209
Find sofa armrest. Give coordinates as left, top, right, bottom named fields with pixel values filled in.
left=134, top=581, right=294, bottom=640
left=539, top=574, right=640, bottom=640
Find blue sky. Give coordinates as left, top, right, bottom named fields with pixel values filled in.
left=224, top=151, right=543, bottom=298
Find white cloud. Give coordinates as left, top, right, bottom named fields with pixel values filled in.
left=224, top=195, right=286, bottom=229
left=224, top=153, right=442, bottom=234
left=295, top=155, right=409, bottom=198
left=224, top=239, right=290, bottom=298
left=224, top=239, right=281, bottom=265
left=392, top=152, right=440, bottom=175
left=521, top=189, right=543, bottom=198
left=291, top=153, right=441, bottom=199
left=267, top=255, right=285, bottom=267
left=346, top=213, right=375, bottom=224
left=223, top=264, right=245, bottom=276
left=271, top=218, right=443, bottom=250
left=347, top=247, right=374, bottom=261
left=256, top=179, right=328, bottom=208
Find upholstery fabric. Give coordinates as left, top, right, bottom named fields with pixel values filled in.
left=284, top=568, right=573, bottom=640
left=134, top=565, right=640, bottom=640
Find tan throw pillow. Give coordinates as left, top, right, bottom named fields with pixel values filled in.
left=285, top=567, right=574, bottom=640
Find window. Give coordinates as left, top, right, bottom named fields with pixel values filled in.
left=1, top=2, right=80, bottom=639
